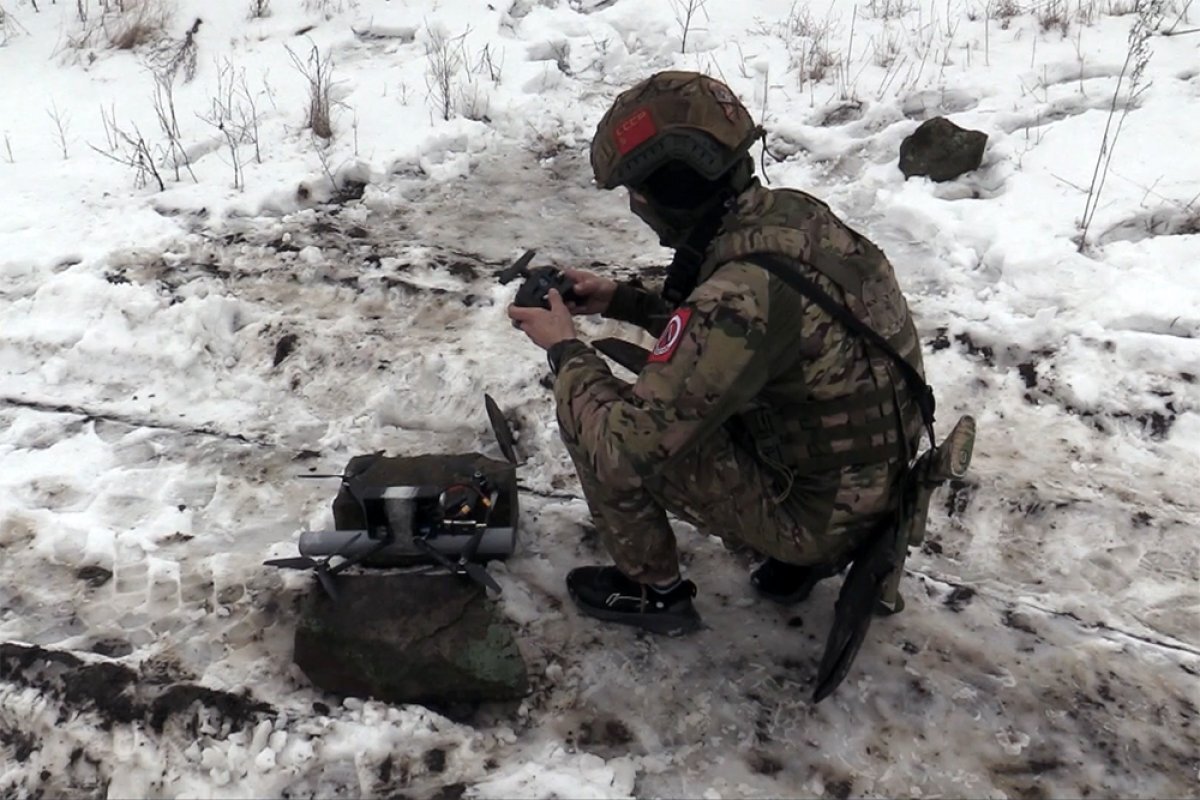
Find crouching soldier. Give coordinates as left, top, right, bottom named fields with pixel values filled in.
left=509, top=72, right=971, bottom=697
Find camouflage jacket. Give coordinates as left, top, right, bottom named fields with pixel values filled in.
left=553, top=182, right=925, bottom=537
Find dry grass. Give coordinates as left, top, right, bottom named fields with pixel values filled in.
left=992, top=0, right=1022, bottom=28
left=1, top=3, right=30, bottom=47
left=769, top=1, right=840, bottom=88
left=286, top=42, right=335, bottom=139
left=865, top=0, right=917, bottom=18
left=303, top=0, right=357, bottom=19
left=1038, top=0, right=1071, bottom=34
left=62, top=0, right=173, bottom=54
left=108, top=0, right=172, bottom=50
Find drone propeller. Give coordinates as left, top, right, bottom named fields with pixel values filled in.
left=264, top=556, right=323, bottom=570
left=264, top=552, right=344, bottom=600
left=462, top=561, right=503, bottom=595
left=459, top=520, right=504, bottom=593
left=314, top=567, right=339, bottom=601
left=412, top=531, right=503, bottom=595
left=265, top=531, right=393, bottom=601
left=484, top=393, right=520, bottom=467
left=496, top=249, right=537, bottom=285
left=294, top=453, right=387, bottom=544
left=265, top=532, right=361, bottom=599
left=296, top=450, right=386, bottom=483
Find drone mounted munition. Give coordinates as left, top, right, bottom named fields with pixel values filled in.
left=266, top=394, right=521, bottom=598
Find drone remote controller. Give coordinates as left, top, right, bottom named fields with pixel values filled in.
left=498, top=250, right=582, bottom=310
left=513, top=266, right=579, bottom=309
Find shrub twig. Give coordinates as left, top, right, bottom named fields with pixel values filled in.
left=196, top=58, right=263, bottom=189
left=672, top=0, right=708, bottom=54
left=89, top=123, right=165, bottom=191
left=151, top=68, right=197, bottom=182
left=1078, top=0, right=1165, bottom=251
left=424, top=25, right=468, bottom=122
left=47, top=101, right=71, bottom=159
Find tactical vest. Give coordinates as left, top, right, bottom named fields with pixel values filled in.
left=700, top=185, right=926, bottom=476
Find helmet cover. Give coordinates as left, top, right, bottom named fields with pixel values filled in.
left=590, top=71, right=761, bottom=191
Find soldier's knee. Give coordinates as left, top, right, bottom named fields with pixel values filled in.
left=593, top=445, right=644, bottom=492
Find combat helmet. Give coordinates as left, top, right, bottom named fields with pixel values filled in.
left=591, top=71, right=763, bottom=191
left=590, top=72, right=764, bottom=248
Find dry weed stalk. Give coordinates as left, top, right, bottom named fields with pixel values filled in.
left=47, top=101, right=71, bottom=159
left=286, top=42, right=335, bottom=139
left=197, top=58, right=266, bottom=189
left=672, top=0, right=709, bottom=53
left=89, top=122, right=165, bottom=191
left=1077, top=0, right=1165, bottom=250
left=424, top=26, right=468, bottom=122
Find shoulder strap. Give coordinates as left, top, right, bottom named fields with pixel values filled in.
left=738, top=253, right=937, bottom=449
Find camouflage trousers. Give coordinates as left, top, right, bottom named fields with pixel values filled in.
left=557, top=391, right=870, bottom=584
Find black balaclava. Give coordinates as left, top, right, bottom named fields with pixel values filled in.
left=630, top=158, right=753, bottom=306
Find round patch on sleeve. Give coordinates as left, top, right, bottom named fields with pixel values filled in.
left=647, top=308, right=693, bottom=364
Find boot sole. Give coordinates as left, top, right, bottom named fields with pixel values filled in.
left=568, top=589, right=703, bottom=637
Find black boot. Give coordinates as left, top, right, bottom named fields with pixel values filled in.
left=566, top=566, right=702, bottom=636
left=750, top=558, right=843, bottom=605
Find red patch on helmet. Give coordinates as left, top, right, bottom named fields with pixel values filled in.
left=647, top=308, right=693, bottom=364
left=613, top=107, right=657, bottom=155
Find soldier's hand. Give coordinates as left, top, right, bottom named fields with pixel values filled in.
left=508, top=289, right=577, bottom=350
left=562, top=269, right=616, bottom=316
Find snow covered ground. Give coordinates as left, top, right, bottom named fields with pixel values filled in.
left=0, top=0, right=1197, bottom=796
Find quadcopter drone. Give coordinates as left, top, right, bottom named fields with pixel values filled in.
left=266, top=394, right=521, bottom=600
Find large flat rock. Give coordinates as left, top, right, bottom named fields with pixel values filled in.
left=294, top=574, right=528, bottom=705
